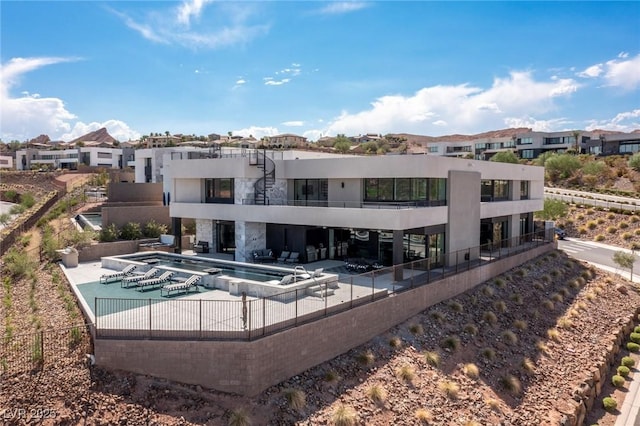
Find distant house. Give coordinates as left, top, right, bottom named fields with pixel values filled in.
left=0, top=155, right=13, bottom=169
left=353, top=133, right=382, bottom=144
left=145, top=135, right=181, bottom=148
left=263, top=134, right=307, bottom=148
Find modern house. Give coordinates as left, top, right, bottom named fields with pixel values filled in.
left=15, top=146, right=132, bottom=170
left=164, top=150, right=544, bottom=266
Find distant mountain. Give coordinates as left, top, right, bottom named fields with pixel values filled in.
left=69, top=128, right=118, bottom=145
left=27, top=134, right=51, bottom=145
left=388, top=128, right=532, bottom=145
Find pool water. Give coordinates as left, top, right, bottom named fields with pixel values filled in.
left=120, top=252, right=288, bottom=283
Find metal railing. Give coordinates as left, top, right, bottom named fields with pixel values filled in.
left=95, top=230, right=554, bottom=341
left=240, top=199, right=447, bottom=208
left=0, top=324, right=92, bottom=376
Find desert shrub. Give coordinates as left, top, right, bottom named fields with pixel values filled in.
left=607, top=226, right=618, bottom=234
left=621, top=356, right=635, bottom=368
left=430, top=311, right=445, bottom=323
left=424, top=351, right=441, bottom=367
left=547, top=328, right=560, bottom=341
left=631, top=215, right=640, bottom=223
left=629, top=152, right=640, bottom=171
left=494, top=278, right=506, bottom=288
left=510, top=293, right=523, bottom=304
left=607, top=212, right=616, bottom=220
left=602, top=397, right=617, bottom=411
left=449, top=301, right=463, bottom=312
left=635, top=326, right=640, bottom=333
left=578, top=226, right=588, bottom=235
left=3, top=189, right=18, bottom=202
left=493, top=300, right=507, bottom=313
left=513, top=319, right=527, bottom=331
left=441, top=335, right=461, bottom=351
left=481, top=347, right=496, bottom=360
left=622, top=232, right=633, bottom=240
left=545, top=154, right=581, bottom=181
left=366, top=384, right=387, bottom=405
left=396, top=364, right=416, bottom=382
left=550, top=293, right=564, bottom=303
left=120, top=222, right=142, bottom=240
left=536, top=341, right=550, bottom=355
left=501, top=330, right=518, bottom=345
left=533, top=282, right=544, bottom=291
left=463, top=323, right=478, bottom=336
left=409, top=323, right=424, bottom=335
left=389, top=336, right=402, bottom=348
left=558, top=318, right=574, bottom=329
left=594, top=234, right=605, bottom=241
left=583, top=160, right=607, bottom=176
left=485, top=398, right=501, bottom=411
left=463, top=363, right=480, bottom=379
left=627, top=342, right=640, bottom=352
left=619, top=221, right=629, bottom=229
left=501, top=375, right=522, bottom=395
left=612, top=375, right=625, bottom=387
left=541, top=274, right=551, bottom=283
left=228, top=408, right=252, bottom=426
left=630, top=332, right=640, bottom=344
left=617, top=365, right=631, bottom=377
left=332, top=404, right=357, bottom=426
left=597, top=217, right=605, bottom=224
left=324, top=369, right=341, bottom=383
left=356, top=350, right=375, bottom=366
left=438, top=380, right=460, bottom=399
left=482, top=285, right=495, bottom=297
left=282, top=388, right=306, bottom=411
left=636, top=229, right=640, bottom=236
left=142, top=220, right=168, bottom=238
left=99, top=223, right=119, bottom=242
left=542, top=300, right=554, bottom=311
left=522, top=357, right=535, bottom=373
left=482, top=311, right=498, bottom=325
left=414, top=408, right=433, bottom=422
left=3, top=247, right=36, bottom=279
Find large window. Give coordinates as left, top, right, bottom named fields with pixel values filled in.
left=520, top=181, right=529, bottom=200
left=205, top=178, right=234, bottom=204
left=481, top=180, right=511, bottom=202
left=294, top=179, right=328, bottom=206
left=620, top=143, right=640, bottom=154
left=364, top=178, right=446, bottom=206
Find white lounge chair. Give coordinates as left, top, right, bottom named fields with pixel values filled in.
left=161, top=275, right=201, bottom=297
left=121, top=268, right=159, bottom=288
left=277, top=251, right=291, bottom=263
left=311, top=268, right=324, bottom=278
left=267, top=274, right=294, bottom=286
left=285, top=252, right=300, bottom=263
left=100, top=264, right=137, bottom=284
left=136, top=271, right=175, bottom=292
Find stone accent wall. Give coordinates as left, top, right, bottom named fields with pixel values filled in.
left=78, top=240, right=140, bottom=262
left=266, top=179, right=287, bottom=205
left=235, top=221, right=266, bottom=262
left=195, top=219, right=213, bottom=247
left=95, top=243, right=553, bottom=396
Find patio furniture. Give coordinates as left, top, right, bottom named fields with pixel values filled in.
left=100, top=264, right=137, bottom=284
left=266, top=274, right=294, bottom=286
left=277, top=251, right=291, bottom=263
left=136, top=271, right=175, bottom=292
left=252, top=249, right=275, bottom=263
left=161, top=274, right=201, bottom=297
left=193, top=241, right=209, bottom=253
left=121, top=268, right=160, bottom=288
left=285, top=252, right=300, bottom=263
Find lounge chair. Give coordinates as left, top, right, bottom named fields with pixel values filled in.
left=100, top=264, right=137, bottom=284
left=136, top=271, right=175, bottom=292
left=161, top=274, right=201, bottom=297
left=311, top=268, right=324, bottom=278
left=267, top=274, right=294, bottom=286
left=121, top=268, right=159, bottom=288
left=285, top=252, right=300, bottom=263
left=277, top=251, right=291, bottom=263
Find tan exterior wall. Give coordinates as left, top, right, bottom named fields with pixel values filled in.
left=78, top=240, right=140, bottom=262
left=95, top=242, right=553, bottom=396
left=108, top=182, right=163, bottom=203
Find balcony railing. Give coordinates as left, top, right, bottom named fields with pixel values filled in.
left=239, top=199, right=447, bottom=209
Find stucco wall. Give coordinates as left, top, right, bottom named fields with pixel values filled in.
left=78, top=240, right=140, bottom=262
left=108, top=182, right=163, bottom=203
left=95, top=242, right=553, bottom=396
left=102, top=205, right=170, bottom=230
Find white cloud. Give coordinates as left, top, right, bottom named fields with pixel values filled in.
left=577, top=64, right=603, bottom=78
left=235, top=78, right=246, bottom=85
left=265, top=78, right=290, bottom=86
left=618, top=52, right=629, bottom=59
left=503, top=116, right=571, bottom=132
left=316, top=2, right=369, bottom=15
left=177, top=0, right=213, bottom=26
left=111, top=3, right=269, bottom=50
left=320, top=71, right=579, bottom=137
left=0, top=57, right=140, bottom=142
left=282, top=121, right=304, bottom=127
left=233, top=126, right=279, bottom=139
left=603, top=54, right=640, bottom=90
left=585, top=109, right=640, bottom=132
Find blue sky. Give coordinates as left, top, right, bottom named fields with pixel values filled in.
left=1, top=1, right=639, bottom=142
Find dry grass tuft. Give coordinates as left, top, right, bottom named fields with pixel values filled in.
left=463, top=363, right=480, bottom=379
left=332, top=404, right=357, bottom=426
left=438, top=380, right=460, bottom=399
left=396, top=364, right=416, bottom=383
left=366, top=384, right=387, bottom=405
left=282, top=388, right=306, bottom=411
left=424, top=351, right=441, bottom=367
left=228, top=408, right=252, bottom=426
left=356, top=350, right=375, bottom=366
left=415, top=408, right=433, bottom=423
left=513, top=319, right=527, bottom=331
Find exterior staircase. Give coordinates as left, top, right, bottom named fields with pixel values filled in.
left=253, top=150, right=275, bottom=205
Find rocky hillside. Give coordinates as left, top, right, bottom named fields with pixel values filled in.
left=69, top=127, right=118, bottom=145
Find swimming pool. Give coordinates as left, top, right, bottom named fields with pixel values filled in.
left=76, top=212, right=103, bottom=231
